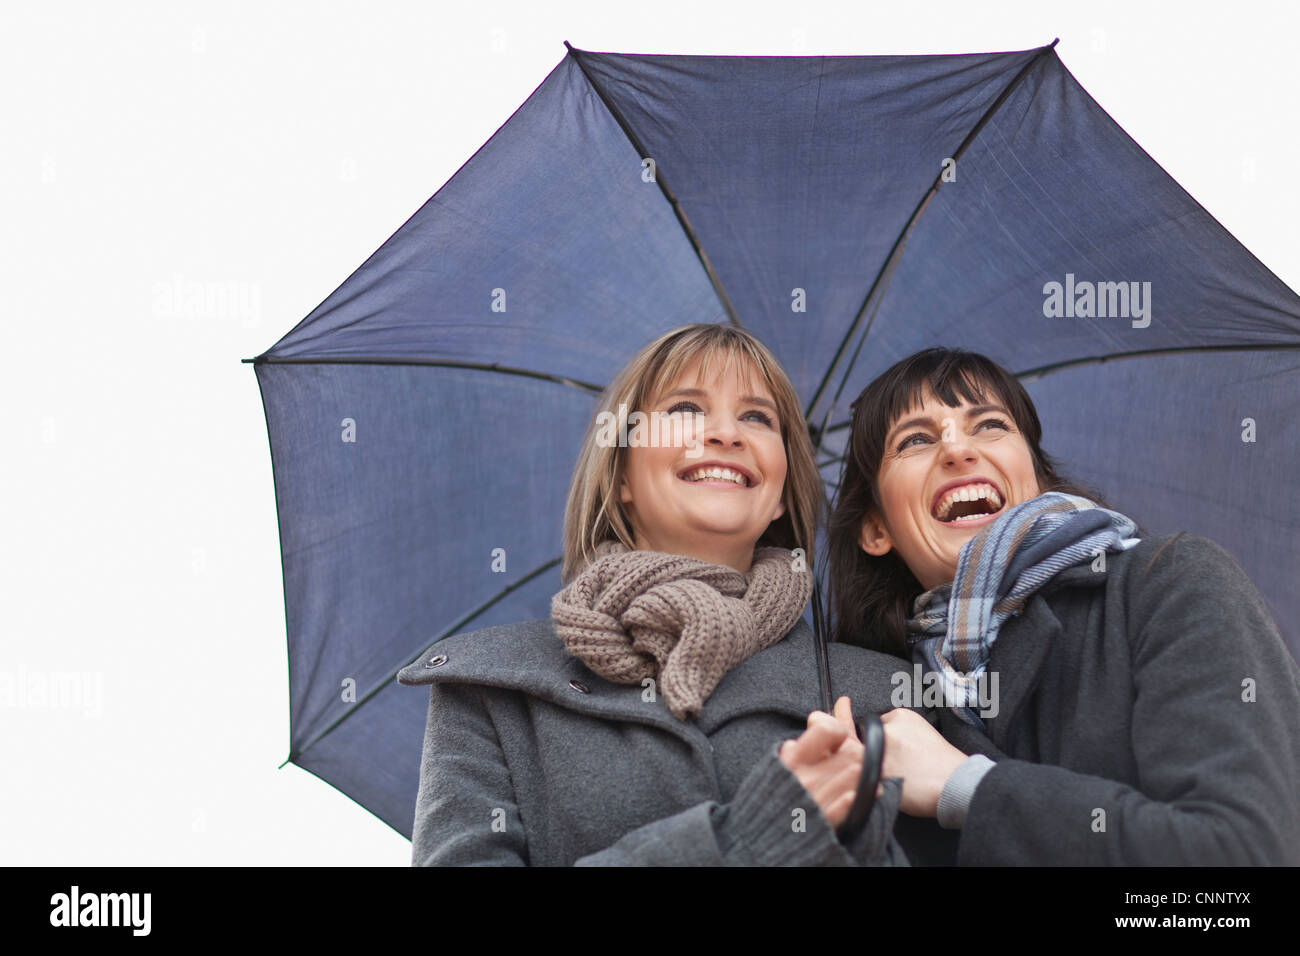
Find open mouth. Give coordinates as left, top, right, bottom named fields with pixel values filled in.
left=677, top=463, right=754, bottom=488
left=932, top=480, right=1004, bottom=524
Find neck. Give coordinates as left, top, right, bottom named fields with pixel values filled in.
left=631, top=530, right=755, bottom=574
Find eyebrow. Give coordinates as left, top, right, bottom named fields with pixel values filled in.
left=659, top=387, right=779, bottom=415
left=886, top=404, right=1010, bottom=444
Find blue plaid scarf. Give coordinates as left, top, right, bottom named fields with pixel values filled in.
left=906, top=491, right=1140, bottom=729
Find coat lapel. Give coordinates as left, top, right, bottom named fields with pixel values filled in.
left=692, top=619, right=909, bottom=732
left=692, top=618, right=825, bottom=732
left=977, top=562, right=1106, bottom=749
left=397, top=618, right=696, bottom=741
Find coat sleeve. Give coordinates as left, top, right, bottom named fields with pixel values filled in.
left=956, top=534, right=1300, bottom=866
left=573, top=748, right=907, bottom=867
left=411, top=675, right=908, bottom=866
left=411, top=680, right=528, bottom=865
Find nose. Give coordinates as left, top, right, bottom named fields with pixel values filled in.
left=939, top=418, right=977, bottom=466
left=699, top=409, right=744, bottom=447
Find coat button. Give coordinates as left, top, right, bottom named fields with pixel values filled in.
left=423, top=654, right=448, bottom=669
left=568, top=679, right=589, bottom=693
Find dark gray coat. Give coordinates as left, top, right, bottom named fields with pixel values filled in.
left=397, top=617, right=912, bottom=866
left=900, top=531, right=1300, bottom=866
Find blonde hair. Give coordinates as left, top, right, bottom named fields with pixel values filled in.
left=560, top=324, right=823, bottom=583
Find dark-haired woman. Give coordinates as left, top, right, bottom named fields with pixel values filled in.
left=826, top=347, right=1300, bottom=865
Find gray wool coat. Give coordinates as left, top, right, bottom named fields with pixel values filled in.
left=396, top=616, right=913, bottom=866
left=898, top=531, right=1300, bottom=867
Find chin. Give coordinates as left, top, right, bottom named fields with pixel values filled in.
left=681, top=507, right=754, bottom=530
left=689, top=524, right=755, bottom=541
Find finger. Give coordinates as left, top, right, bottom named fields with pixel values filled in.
left=826, top=789, right=856, bottom=828
left=834, top=735, right=865, bottom=760
left=833, top=696, right=859, bottom=740
left=808, top=755, right=864, bottom=807
left=788, top=712, right=849, bottom=763
left=812, top=778, right=857, bottom=825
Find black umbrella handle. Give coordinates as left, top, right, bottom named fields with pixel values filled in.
left=837, top=712, right=884, bottom=843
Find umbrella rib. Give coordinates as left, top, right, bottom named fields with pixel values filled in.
left=563, top=41, right=743, bottom=329
left=810, top=342, right=1300, bottom=440
left=241, top=355, right=605, bottom=396
left=804, top=38, right=1061, bottom=451
left=287, top=557, right=564, bottom=766
left=1015, top=341, right=1300, bottom=382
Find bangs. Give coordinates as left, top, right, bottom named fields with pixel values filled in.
left=644, top=332, right=768, bottom=409
left=882, top=363, right=1007, bottom=428
left=862, top=351, right=1025, bottom=434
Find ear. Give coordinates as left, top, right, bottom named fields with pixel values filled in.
left=770, top=496, right=786, bottom=523
left=858, top=511, right=893, bottom=556
left=619, top=476, right=632, bottom=505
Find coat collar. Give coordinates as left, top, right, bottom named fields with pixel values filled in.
left=397, top=616, right=906, bottom=737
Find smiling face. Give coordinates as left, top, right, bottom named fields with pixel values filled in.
left=618, top=356, right=787, bottom=574
left=857, top=387, right=1041, bottom=590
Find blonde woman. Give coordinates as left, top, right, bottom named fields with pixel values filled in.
left=398, top=324, right=910, bottom=865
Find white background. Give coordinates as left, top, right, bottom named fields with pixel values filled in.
left=2, top=0, right=1296, bottom=865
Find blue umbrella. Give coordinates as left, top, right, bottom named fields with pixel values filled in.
left=245, top=39, right=1300, bottom=837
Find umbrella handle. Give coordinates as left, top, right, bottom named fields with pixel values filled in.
left=837, top=712, right=884, bottom=844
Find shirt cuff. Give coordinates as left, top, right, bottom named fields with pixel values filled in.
left=936, top=754, right=996, bottom=829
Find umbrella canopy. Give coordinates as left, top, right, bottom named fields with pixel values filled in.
left=247, top=40, right=1300, bottom=837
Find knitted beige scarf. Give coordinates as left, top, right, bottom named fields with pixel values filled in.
left=551, top=540, right=813, bottom=720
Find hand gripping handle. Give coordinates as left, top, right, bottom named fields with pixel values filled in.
left=837, top=712, right=884, bottom=843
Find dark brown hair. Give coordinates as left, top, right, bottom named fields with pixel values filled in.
left=826, top=347, right=1114, bottom=657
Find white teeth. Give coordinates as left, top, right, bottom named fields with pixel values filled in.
left=682, top=466, right=749, bottom=486
left=933, top=483, right=1002, bottom=521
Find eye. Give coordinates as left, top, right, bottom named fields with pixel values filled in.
left=667, top=401, right=774, bottom=427
left=896, top=432, right=932, bottom=453
left=977, top=417, right=1010, bottom=433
